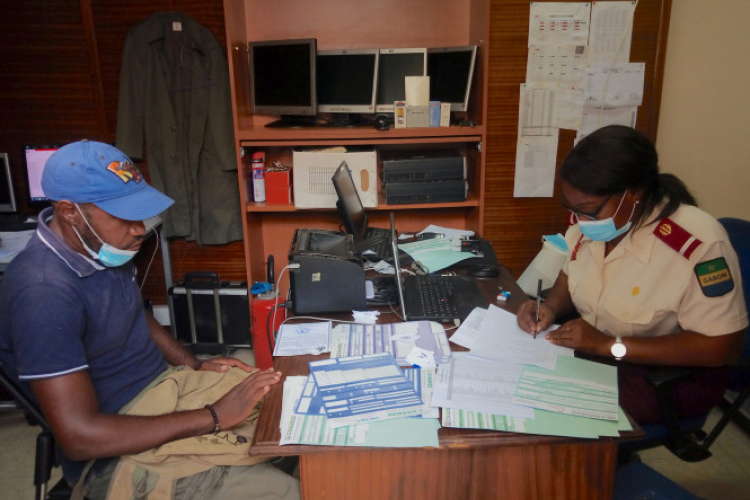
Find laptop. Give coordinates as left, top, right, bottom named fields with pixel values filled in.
left=390, top=213, right=488, bottom=322
left=332, top=161, right=391, bottom=260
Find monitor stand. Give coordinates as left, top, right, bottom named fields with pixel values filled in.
left=264, top=115, right=317, bottom=128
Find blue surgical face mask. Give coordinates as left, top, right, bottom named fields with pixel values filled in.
left=577, top=191, right=639, bottom=242
left=73, top=204, right=138, bottom=267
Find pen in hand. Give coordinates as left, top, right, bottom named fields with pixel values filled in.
left=534, top=278, right=542, bottom=339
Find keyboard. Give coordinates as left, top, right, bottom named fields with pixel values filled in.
left=357, top=227, right=392, bottom=260
left=413, top=275, right=460, bottom=318
left=0, top=214, right=37, bottom=232
left=402, top=274, right=488, bottom=322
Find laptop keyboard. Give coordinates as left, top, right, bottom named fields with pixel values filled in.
left=358, top=227, right=392, bottom=260
left=414, top=275, right=460, bottom=318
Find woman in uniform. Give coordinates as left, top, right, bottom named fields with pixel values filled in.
left=516, top=125, right=747, bottom=425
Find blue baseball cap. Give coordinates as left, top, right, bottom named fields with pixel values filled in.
left=41, top=140, right=174, bottom=221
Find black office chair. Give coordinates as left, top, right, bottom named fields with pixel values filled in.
left=0, top=364, right=73, bottom=500
left=627, top=217, right=750, bottom=462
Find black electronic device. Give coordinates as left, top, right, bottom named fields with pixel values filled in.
left=380, top=149, right=466, bottom=182
left=468, top=265, right=499, bottom=278
left=374, top=115, right=390, bottom=131
left=390, top=213, right=487, bottom=322
left=384, top=179, right=468, bottom=205
left=427, top=45, right=477, bottom=112
left=288, top=228, right=367, bottom=314
left=248, top=38, right=318, bottom=128
left=375, top=48, right=427, bottom=113
left=317, top=49, right=379, bottom=126
left=332, top=161, right=391, bottom=260
left=0, top=153, right=17, bottom=214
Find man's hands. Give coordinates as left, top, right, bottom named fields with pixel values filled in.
left=210, top=367, right=282, bottom=431
left=197, top=356, right=255, bottom=373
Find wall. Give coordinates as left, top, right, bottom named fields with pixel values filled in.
left=656, top=0, right=750, bottom=219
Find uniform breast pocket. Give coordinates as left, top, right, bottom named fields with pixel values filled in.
left=603, top=294, right=656, bottom=337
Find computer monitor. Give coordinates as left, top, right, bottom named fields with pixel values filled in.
left=248, top=38, right=317, bottom=128
left=375, top=48, right=427, bottom=113
left=317, top=49, right=379, bottom=125
left=427, top=45, right=477, bottom=112
left=331, top=161, right=368, bottom=244
left=0, top=153, right=18, bottom=213
left=24, top=145, right=59, bottom=206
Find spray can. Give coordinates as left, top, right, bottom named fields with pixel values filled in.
left=251, top=151, right=266, bottom=202
left=250, top=290, right=285, bottom=369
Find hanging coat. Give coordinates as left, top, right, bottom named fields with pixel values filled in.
left=116, top=11, right=242, bottom=245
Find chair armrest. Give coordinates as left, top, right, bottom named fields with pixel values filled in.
left=645, top=366, right=698, bottom=388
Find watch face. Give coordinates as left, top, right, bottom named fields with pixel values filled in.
left=611, top=342, right=627, bottom=358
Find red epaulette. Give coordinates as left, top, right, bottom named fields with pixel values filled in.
left=653, top=217, right=702, bottom=259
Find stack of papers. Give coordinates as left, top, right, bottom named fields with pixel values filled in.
left=279, top=354, right=440, bottom=447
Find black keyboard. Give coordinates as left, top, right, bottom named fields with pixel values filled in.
left=0, top=214, right=37, bottom=232
left=357, top=227, right=392, bottom=260
left=413, top=275, right=460, bottom=318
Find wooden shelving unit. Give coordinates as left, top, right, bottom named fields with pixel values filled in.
left=222, top=0, right=490, bottom=292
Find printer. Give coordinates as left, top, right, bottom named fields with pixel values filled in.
left=288, top=228, right=367, bottom=315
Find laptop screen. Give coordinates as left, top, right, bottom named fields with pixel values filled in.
left=390, top=212, right=408, bottom=321
left=332, top=161, right=368, bottom=243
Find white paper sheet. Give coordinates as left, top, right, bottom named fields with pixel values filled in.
left=528, top=2, right=592, bottom=47
left=513, top=135, right=559, bottom=198
left=588, top=0, right=635, bottom=64
left=470, top=305, right=572, bottom=370
left=273, top=322, right=331, bottom=356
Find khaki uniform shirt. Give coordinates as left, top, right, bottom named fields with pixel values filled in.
left=563, top=204, right=748, bottom=338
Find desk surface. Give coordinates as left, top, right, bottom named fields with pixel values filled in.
left=252, top=265, right=639, bottom=500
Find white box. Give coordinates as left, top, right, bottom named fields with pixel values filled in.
left=292, top=148, right=378, bottom=208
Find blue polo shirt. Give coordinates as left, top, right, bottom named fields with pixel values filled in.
left=0, top=207, right=167, bottom=482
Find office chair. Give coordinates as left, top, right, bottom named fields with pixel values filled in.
left=627, top=217, right=750, bottom=463
left=0, top=364, right=73, bottom=500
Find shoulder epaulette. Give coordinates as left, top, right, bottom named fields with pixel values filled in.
left=653, top=217, right=702, bottom=259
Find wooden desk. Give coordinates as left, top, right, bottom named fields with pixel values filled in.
left=251, top=266, right=637, bottom=500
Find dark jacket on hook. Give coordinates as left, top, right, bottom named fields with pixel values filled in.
left=116, top=11, right=242, bottom=245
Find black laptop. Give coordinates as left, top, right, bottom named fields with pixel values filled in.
left=332, top=161, right=391, bottom=260
left=390, top=213, right=488, bottom=322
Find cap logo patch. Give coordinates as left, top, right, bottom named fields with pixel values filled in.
left=107, top=160, right=142, bottom=184
left=694, top=257, right=734, bottom=297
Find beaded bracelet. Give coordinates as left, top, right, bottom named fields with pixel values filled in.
left=204, top=404, right=221, bottom=434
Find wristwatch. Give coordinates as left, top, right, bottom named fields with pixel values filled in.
left=611, top=336, right=626, bottom=360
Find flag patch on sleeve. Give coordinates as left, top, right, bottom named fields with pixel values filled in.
left=694, top=257, right=734, bottom=297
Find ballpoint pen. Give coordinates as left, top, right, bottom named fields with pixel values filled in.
left=534, top=278, right=542, bottom=339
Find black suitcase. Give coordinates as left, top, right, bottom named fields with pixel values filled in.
left=168, top=272, right=251, bottom=353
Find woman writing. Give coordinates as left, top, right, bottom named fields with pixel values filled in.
left=516, top=125, right=747, bottom=425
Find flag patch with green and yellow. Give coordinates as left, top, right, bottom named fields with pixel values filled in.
left=694, top=257, right=734, bottom=297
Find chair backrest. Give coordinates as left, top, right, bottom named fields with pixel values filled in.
left=719, top=217, right=750, bottom=361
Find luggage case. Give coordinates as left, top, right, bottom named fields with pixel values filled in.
left=168, top=271, right=251, bottom=354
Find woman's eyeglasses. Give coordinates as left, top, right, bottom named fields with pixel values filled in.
left=560, top=194, right=613, bottom=221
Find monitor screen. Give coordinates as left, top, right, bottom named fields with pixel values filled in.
left=248, top=38, right=317, bottom=126
left=375, top=48, right=427, bottom=113
left=24, top=145, right=59, bottom=205
left=317, top=49, right=379, bottom=115
left=427, top=45, right=477, bottom=112
left=331, top=161, right=367, bottom=243
left=0, top=153, right=18, bottom=213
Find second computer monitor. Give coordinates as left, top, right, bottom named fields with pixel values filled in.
left=375, top=48, right=427, bottom=114
left=317, top=49, right=379, bottom=115
left=427, top=45, right=477, bottom=112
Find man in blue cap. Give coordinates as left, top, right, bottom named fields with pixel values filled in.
left=0, top=141, right=299, bottom=499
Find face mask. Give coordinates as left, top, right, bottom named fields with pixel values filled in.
left=577, top=191, right=639, bottom=242
left=73, top=204, right=138, bottom=267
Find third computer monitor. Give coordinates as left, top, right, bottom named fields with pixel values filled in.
left=427, top=45, right=477, bottom=112
left=375, top=48, right=427, bottom=114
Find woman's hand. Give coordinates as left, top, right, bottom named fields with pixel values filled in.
left=516, top=300, right=556, bottom=335
left=545, top=318, right=608, bottom=355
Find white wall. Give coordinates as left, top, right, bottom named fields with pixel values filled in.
left=656, top=0, right=750, bottom=220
